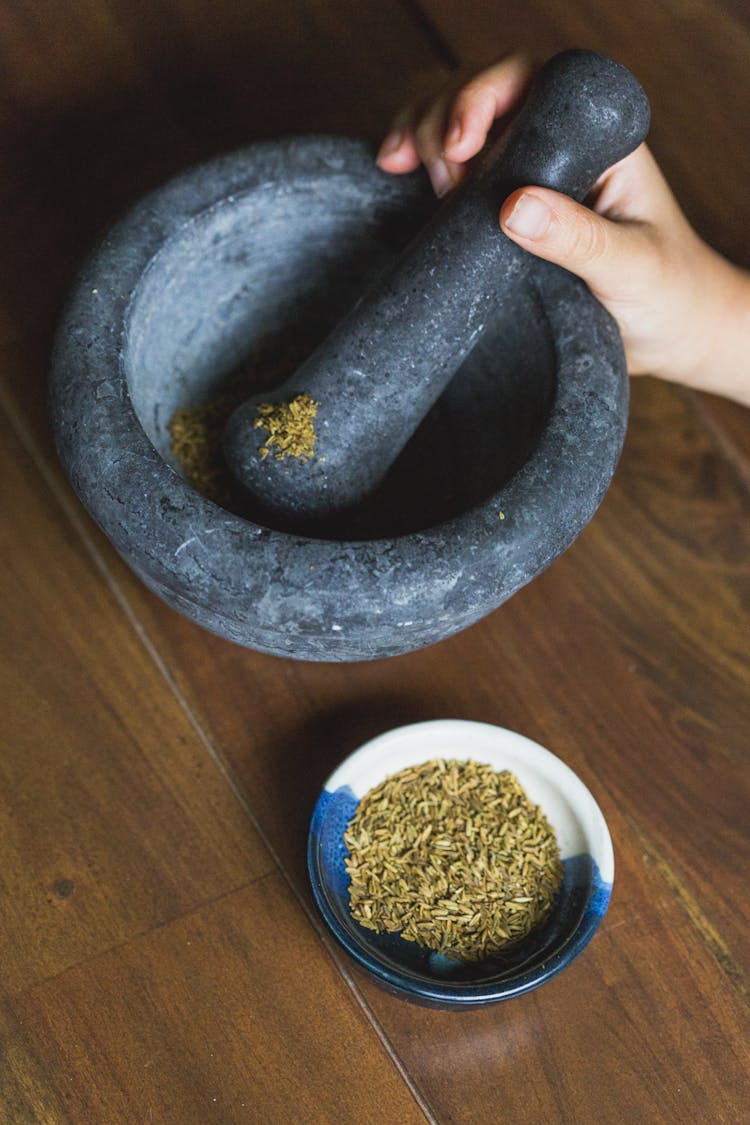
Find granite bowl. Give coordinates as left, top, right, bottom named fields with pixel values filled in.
left=307, top=719, right=613, bottom=1007
left=50, top=136, right=628, bottom=662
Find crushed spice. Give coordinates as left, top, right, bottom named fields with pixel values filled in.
left=344, top=758, right=563, bottom=962
left=253, top=393, right=319, bottom=462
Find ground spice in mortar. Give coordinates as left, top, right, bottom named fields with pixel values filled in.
left=253, top=393, right=319, bottom=462
left=168, top=354, right=298, bottom=506
left=344, top=759, right=563, bottom=962
left=169, top=388, right=246, bottom=505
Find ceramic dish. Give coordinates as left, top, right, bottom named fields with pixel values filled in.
left=307, top=719, right=613, bottom=1007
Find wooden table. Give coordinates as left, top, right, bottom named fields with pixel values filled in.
left=1, top=2, right=748, bottom=1121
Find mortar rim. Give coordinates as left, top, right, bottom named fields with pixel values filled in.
left=49, top=136, right=628, bottom=660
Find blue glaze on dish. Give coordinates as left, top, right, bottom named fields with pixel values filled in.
left=309, top=784, right=358, bottom=897
left=307, top=785, right=613, bottom=1007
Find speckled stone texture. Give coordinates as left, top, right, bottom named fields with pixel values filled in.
left=223, top=50, right=650, bottom=520
left=49, top=51, right=649, bottom=662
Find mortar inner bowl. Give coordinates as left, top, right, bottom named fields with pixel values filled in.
left=123, top=172, right=556, bottom=538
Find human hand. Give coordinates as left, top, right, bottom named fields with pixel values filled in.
left=377, top=56, right=750, bottom=406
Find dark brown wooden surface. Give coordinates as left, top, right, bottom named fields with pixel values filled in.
left=0, top=2, right=748, bottom=1122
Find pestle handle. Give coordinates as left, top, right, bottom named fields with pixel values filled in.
left=494, top=48, right=651, bottom=199
left=223, top=50, right=650, bottom=521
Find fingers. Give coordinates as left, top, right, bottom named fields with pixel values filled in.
left=443, top=55, right=532, bottom=163
left=413, top=91, right=465, bottom=196
left=377, top=53, right=532, bottom=196
left=499, top=186, right=658, bottom=302
left=377, top=121, right=421, bottom=174
left=378, top=91, right=464, bottom=196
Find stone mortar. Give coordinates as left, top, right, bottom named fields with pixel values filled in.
left=50, top=66, right=642, bottom=661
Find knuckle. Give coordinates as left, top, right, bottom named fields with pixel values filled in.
left=565, top=215, right=608, bottom=264
left=457, top=79, right=494, bottom=118
left=414, top=115, right=444, bottom=160
left=413, top=126, right=435, bottom=161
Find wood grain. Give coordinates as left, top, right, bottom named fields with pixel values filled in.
left=0, top=396, right=274, bottom=994
left=0, top=999, right=69, bottom=1124
left=14, top=875, right=428, bottom=1125
left=689, top=389, right=750, bottom=491
left=0, top=0, right=748, bottom=1121
left=0, top=0, right=443, bottom=350
left=356, top=831, right=749, bottom=1125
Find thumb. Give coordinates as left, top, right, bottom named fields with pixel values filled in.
left=499, top=187, right=640, bottom=298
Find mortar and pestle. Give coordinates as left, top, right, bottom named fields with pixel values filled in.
left=50, top=50, right=650, bottom=662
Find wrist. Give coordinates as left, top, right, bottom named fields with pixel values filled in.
left=675, top=247, right=750, bottom=406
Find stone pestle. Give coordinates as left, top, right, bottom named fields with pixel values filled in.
left=222, top=50, right=650, bottom=521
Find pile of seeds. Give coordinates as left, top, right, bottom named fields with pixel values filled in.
left=344, top=759, right=563, bottom=961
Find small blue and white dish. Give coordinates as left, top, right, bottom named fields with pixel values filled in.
left=308, top=719, right=613, bottom=1008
